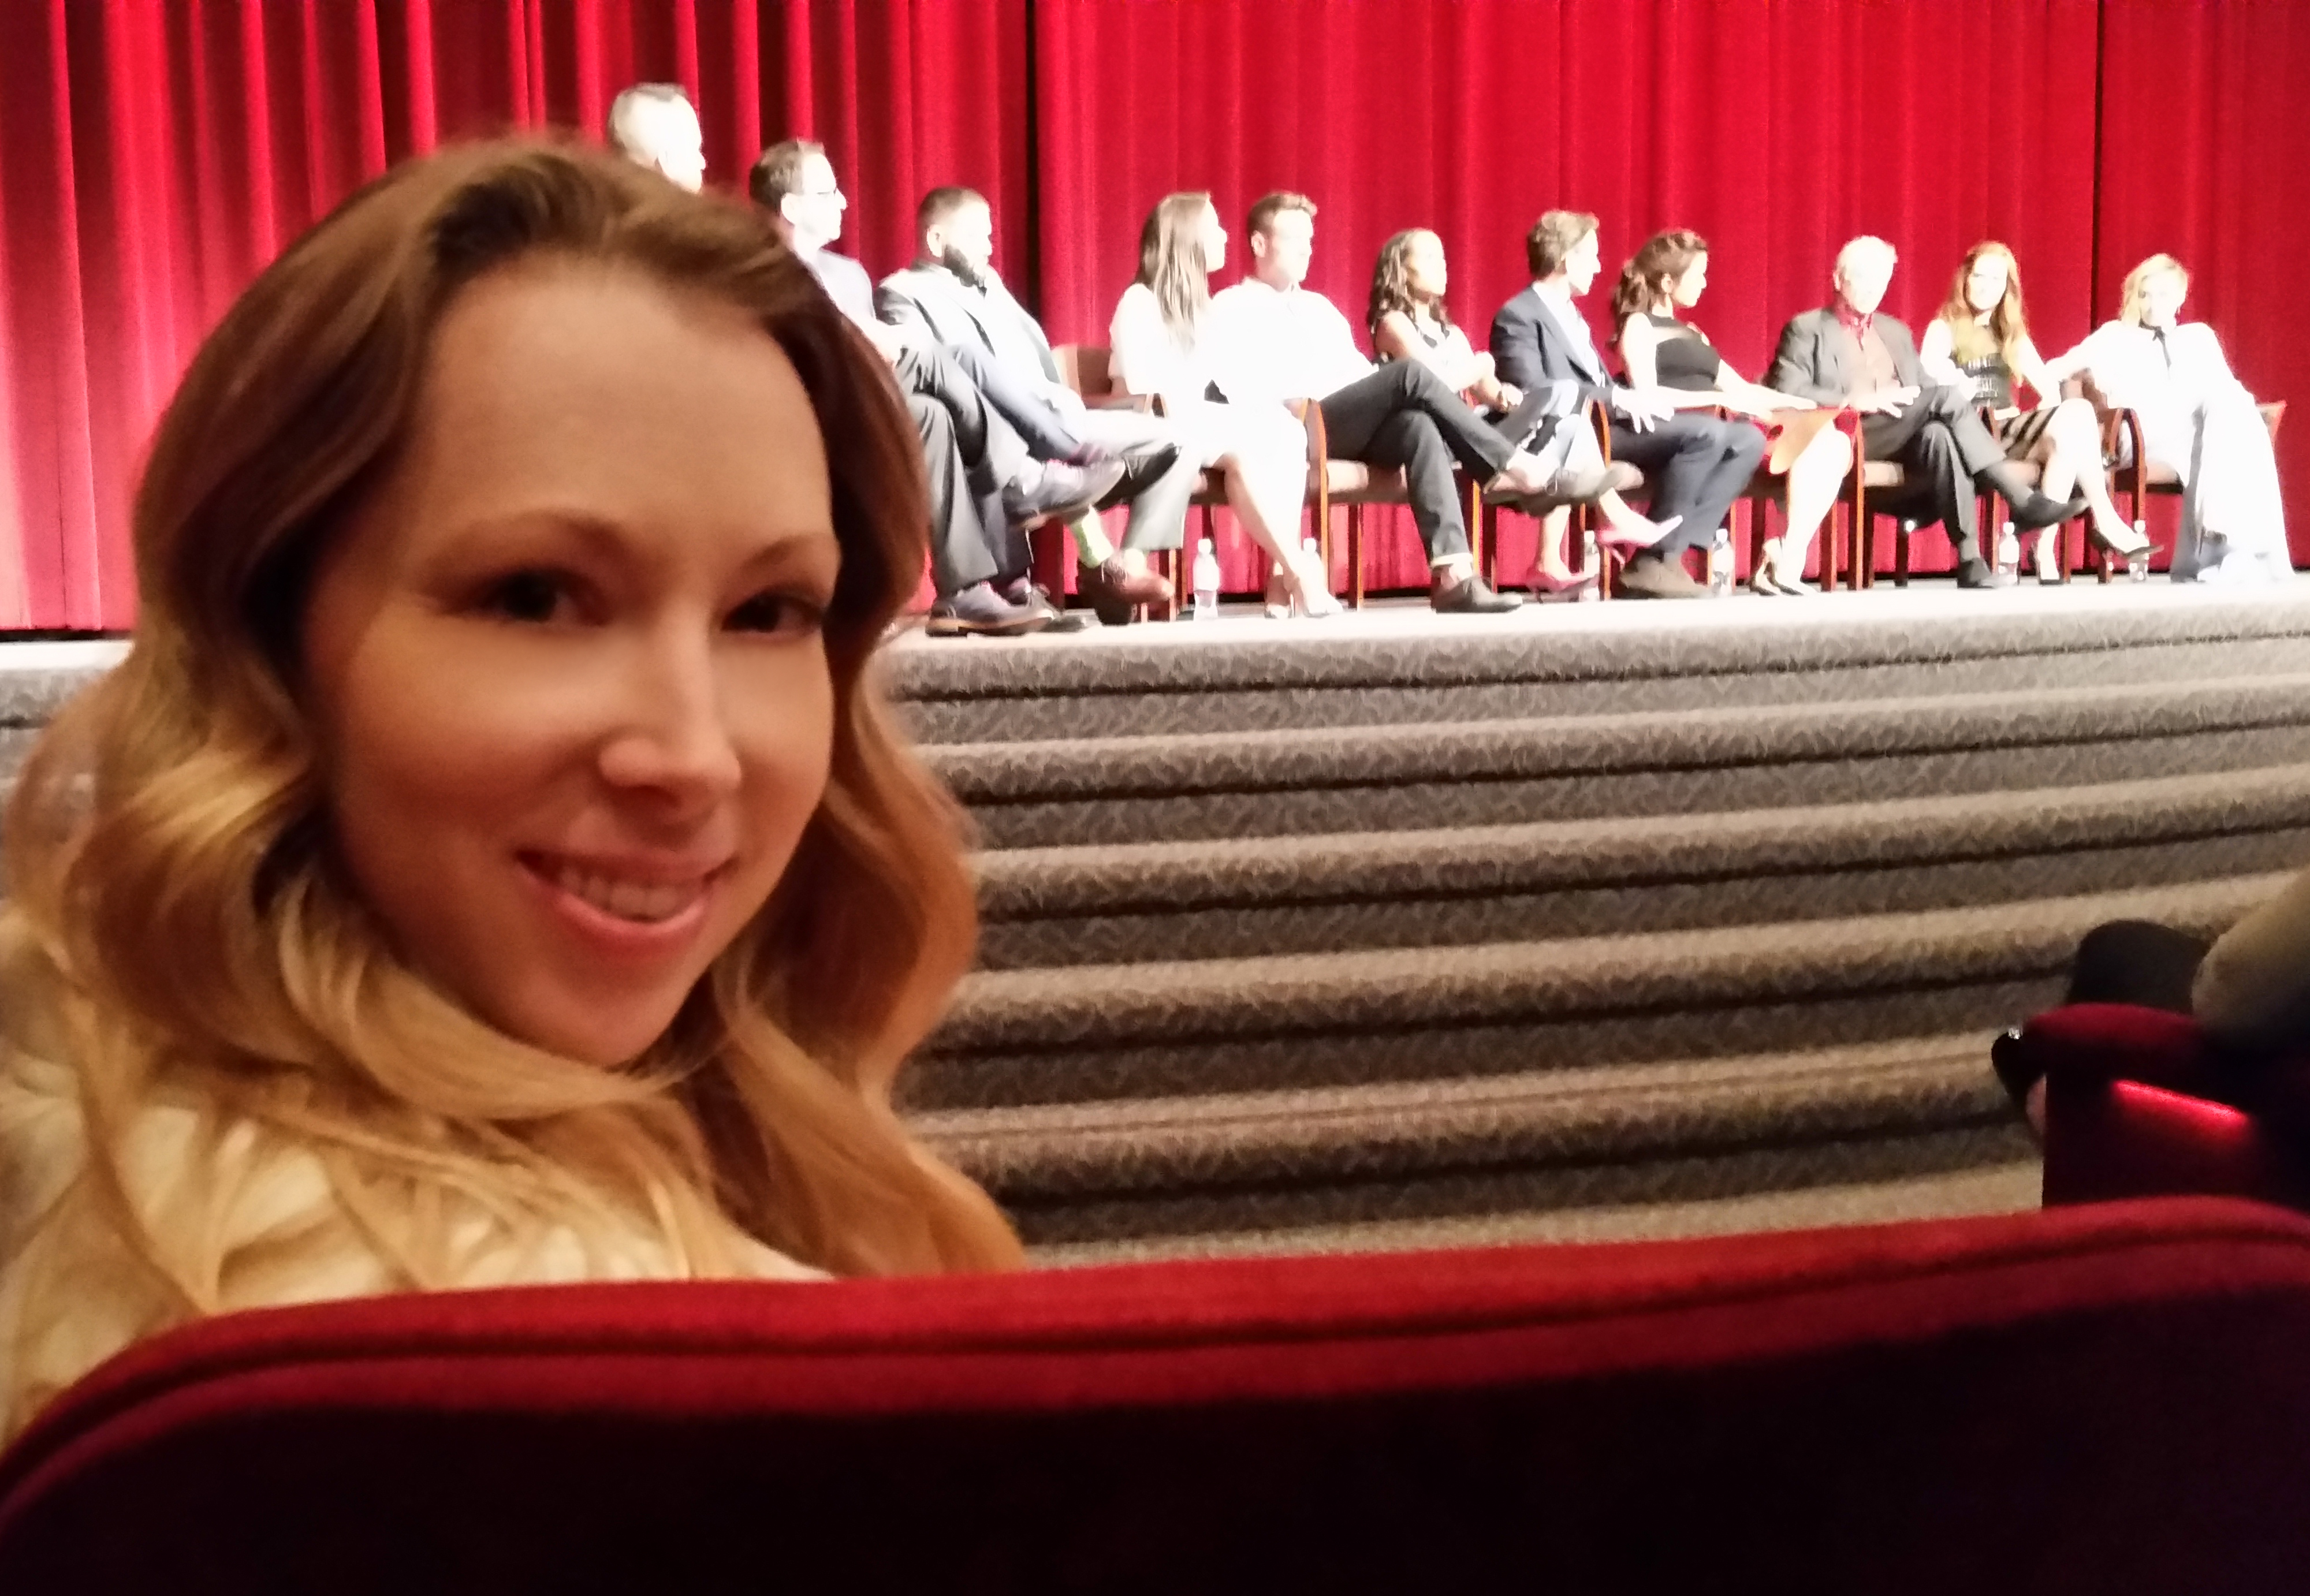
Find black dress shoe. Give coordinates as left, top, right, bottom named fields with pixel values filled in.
left=2009, top=490, right=2089, bottom=531
left=1430, top=571, right=1524, bottom=613
left=1955, top=557, right=1999, bottom=588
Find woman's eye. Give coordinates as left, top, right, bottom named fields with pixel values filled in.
left=479, top=569, right=573, bottom=623
left=726, top=591, right=824, bottom=636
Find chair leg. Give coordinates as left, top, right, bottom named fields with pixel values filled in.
left=1348, top=504, right=1366, bottom=610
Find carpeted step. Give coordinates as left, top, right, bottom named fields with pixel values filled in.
left=932, top=676, right=2310, bottom=847
left=890, top=595, right=2310, bottom=743
left=915, top=872, right=2282, bottom=1112
left=911, top=1032, right=2035, bottom=1248
left=974, top=765, right=2310, bottom=968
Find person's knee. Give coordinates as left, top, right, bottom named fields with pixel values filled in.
left=1728, top=423, right=1767, bottom=467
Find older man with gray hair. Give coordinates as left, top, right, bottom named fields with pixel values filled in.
left=1765, top=235, right=2082, bottom=587
left=606, top=83, right=706, bottom=192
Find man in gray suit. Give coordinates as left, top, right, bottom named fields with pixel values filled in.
left=749, top=142, right=1117, bottom=635
left=1764, top=236, right=2081, bottom=588
left=878, top=187, right=1197, bottom=623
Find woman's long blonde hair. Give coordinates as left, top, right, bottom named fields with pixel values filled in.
left=1937, top=240, right=2032, bottom=372
left=0, top=140, right=1020, bottom=1409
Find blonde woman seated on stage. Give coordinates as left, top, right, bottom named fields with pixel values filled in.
left=1613, top=229, right=1850, bottom=596
left=2035, top=253, right=2288, bottom=584
left=0, top=141, right=1022, bottom=1442
left=1370, top=228, right=1672, bottom=599
left=1918, top=241, right=2153, bottom=581
left=1108, top=192, right=1338, bottom=618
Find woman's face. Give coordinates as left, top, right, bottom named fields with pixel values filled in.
left=1671, top=252, right=1709, bottom=309
left=301, top=260, right=841, bottom=1067
left=2139, top=269, right=2187, bottom=326
left=1404, top=232, right=1448, bottom=301
left=1966, top=253, right=2010, bottom=315
left=1198, top=203, right=1228, bottom=275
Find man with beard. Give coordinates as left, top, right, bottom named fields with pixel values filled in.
left=878, top=187, right=1197, bottom=623
left=748, top=142, right=1119, bottom=635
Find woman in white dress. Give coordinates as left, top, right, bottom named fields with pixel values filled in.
left=1109, top=192, right=1339, bottom=617
left=2039, top=253, right=2289, bottom=584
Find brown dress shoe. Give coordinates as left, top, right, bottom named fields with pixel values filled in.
left=1618, top=554, right=1707, bottom=599
left=1085, top=558, right=1173, bottom=625
left=1430, top=570, right=1524, bottom=614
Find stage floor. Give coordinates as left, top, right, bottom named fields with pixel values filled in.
left=889, top=572, right=2310, bottom=656
left=2, top=574, right=2307, bottom=684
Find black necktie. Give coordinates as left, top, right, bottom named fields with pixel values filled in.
left=2150, top=326, right=2173, bottom=368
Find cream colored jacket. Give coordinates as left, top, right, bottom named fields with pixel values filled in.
left=0, top=1051, right=819, bottom=1441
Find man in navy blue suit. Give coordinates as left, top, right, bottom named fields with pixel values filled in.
left=1492, top=210, right=1764, bottom=598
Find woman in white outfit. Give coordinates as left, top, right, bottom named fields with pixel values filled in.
left=1109, top=192, right=1339, bottom=617
left=2039, top=253, right=2289, bottom=584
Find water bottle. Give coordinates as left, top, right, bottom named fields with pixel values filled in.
left=1995, top=520, right=2021, bottom=586
left=1707, top=525, right=1733, bottom=597
left=2128, top=518, right=2150, bottom=582
left=1579, top=523, right=1601, bottom=602
left=1191, top=537, right=1221, bottom=620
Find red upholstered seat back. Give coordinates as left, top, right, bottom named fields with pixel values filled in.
left=3, top=1198, right=2309, bottom=1595
left=2029, top=1003, right=2310, bottom=1209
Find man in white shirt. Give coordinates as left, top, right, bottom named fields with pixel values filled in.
left=879, top=187, right=1197, bottom=623
left=749, top=141, right=1118, bottom=636
left=1208, top=193, right=1564, bottom=614
left=606, top=83, right=707, bottom=193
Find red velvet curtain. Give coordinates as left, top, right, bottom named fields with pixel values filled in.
left=1, top=0, right=2302, bottom=626
left=2098, top=1, right=2310, bottom=565
left=0, top=0, right=1025, bottom=629
left=1037, top=0, right=2104, bottom=591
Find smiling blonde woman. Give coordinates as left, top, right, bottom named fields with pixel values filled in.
left=0, top=140, right=1021, bottom=1441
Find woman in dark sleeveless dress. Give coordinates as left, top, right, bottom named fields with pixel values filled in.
left=1369, top=228, right=1674, bottom=598
left=1919, top=241, right=2149, bottom=580
left=1612, top=229, right=1850, bottom=595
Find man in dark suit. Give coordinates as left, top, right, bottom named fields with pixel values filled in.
left=1492, top=211, right=1764, bottom=599
left=749, top=142, right=1118, bottom=635
left=878, top=187, right=1198, bottom=624
left=1763, top=236, right=2081, bottom=588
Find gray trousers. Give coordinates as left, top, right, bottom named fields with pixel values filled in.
left=1862, top=383, right=2005, bottom=562
left=942, top=342, right=1197, bottom=553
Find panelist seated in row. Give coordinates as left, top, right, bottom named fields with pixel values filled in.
left=1492, top=211, right=1764, bottom=600
left=1918, top=241, right=2151, bottom=580
left=1764, top=236, right=2087, bottom=590
left=1611, top=229, right=1850, bottom=596
left=1122, top=191, right=1589, bottom=616
left=749, top=141, right=1118, bottom=637
left=1368, top=228, right=1679, bottom=600
left=2035, top=253, right=2289, bottom=585
left=878, top=186, right=1204, bottom=625
left=1106, top=192, right=1340, bottom=618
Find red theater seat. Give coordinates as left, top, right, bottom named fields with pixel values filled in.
left=4, top=1199, right=2310, bottom=1594
left=2021, top=1002, right=2310, bottom=1210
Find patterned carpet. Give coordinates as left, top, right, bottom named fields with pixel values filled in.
left=885, top=580, right=2310, bottom=1261
left=4, top=582, right=2308, bottom=1264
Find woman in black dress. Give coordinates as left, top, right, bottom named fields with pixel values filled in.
left=1612, top=230, right=1849, bottom=595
